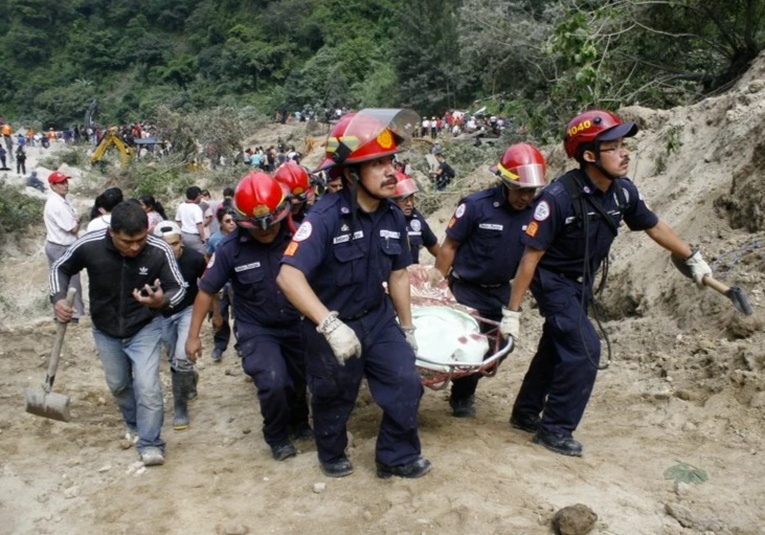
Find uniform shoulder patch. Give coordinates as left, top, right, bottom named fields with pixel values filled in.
left=533, top=200, right=550, bottom=221
left=284, top=241, right=299, bottom=256
left=293, top=221, right=312, bottom=242
left=455, top=203, right=466, bottom=218
left=526, top=221, right=539, bottom=237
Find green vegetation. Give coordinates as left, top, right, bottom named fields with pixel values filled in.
left=2, top=0, right=765, bottom=140
left=0, top=180, right=45, bottom=242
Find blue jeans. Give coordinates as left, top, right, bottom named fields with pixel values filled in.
left=92, top=316, right=165, bottom=453
left=161, top=306, right=194, bottom=373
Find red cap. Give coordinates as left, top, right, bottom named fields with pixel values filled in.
left=48, top=171, right=72, bottom=184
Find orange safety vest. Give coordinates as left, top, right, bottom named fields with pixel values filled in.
left=1, top=124, right=10, bottom=136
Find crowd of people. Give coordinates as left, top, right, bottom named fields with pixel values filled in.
left=43, top=107, right=714, bottom=477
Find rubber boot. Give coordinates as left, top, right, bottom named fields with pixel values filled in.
left=172, top=370, right=193, bottom=430
left=187, top=370, right=199, bottom=402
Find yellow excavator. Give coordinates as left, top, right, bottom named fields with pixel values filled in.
left=91, top=127, right=132, bottom=167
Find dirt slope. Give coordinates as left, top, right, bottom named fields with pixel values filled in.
left=2, top=53, right=765, bottom=535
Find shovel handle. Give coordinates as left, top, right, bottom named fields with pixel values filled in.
left=45, top=288, right=77, bottom=391
left=702, top=275, right=729, bottom=293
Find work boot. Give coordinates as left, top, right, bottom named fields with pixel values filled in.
left=376, top=457, right=432, bottom=479
left=449, top=395, right=476, bottom=418
left=509, top=411, right=541, bottom=433
left=532, top=429, right=583, bottom=457
left=210, top=348, right=223, bottom=363
left=271, top=441, right=297, bottom=461
left=320, top=456, right=354, bottom=478
left=171, top=370, right=195, bottom=430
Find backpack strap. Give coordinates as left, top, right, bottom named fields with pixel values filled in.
left=558, top=170, right=621, bottom=237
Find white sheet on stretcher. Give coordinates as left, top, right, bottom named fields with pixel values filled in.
left=411, top=306, right=489, bottom=372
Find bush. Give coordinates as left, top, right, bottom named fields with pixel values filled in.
left=0, top=181, right=45, bottom=242
left=37, top=147, right=89, bottom=170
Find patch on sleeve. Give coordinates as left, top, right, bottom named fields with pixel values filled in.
left=206, top=253, right=215, bottom=269
left=284, top=241, right=299, bottom=256
left=526, top=221, right=539, bottom=237
left=533, top=200, right=550, bottom=221
left=447, top=217, right=456, bottom=229
left=293, top=221, right=312, bottom=242
left=455, top=203, right=466, bottom=218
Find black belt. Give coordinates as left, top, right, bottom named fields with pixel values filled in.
left=450, top=270, right=506, bottom=289
left=340, top=308, right=373, bottom=321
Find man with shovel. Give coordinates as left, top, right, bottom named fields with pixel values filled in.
left=505, top=110, right=712, bottom=457
left=50, top=201, right=186, bottom=466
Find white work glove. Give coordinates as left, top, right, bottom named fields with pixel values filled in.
left=317, top=311, right=361, bottom=365
left=500, top=307, right=520, bottom=342
left=401, top=325, right=418, bottom=353
left=427, top=267, right=443, bottom=288
left=685, top=250, right=712, bottom=288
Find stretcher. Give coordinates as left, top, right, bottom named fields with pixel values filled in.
left=408, top=265, right=513, bottom=390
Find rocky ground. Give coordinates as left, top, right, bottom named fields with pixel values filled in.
left=2, top=55, right=765, bottom=534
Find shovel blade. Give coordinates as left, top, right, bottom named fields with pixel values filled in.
left=726, top=286, right=754, bottom=316
left=25, top=387, right=71, bottom=423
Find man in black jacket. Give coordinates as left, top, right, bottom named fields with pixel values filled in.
left=50, top=201, right=186, bottom=466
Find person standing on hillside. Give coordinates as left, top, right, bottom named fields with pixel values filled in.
left=154, top=220, right=206, bottom=430
left=15, top=146, right=26, bottom=175
left=430, top=143, right=547, bottom=417
left=175, top=186, right=206, bottom=254
left=277, top=109, right=431, bottom=480
left=430, top=153, right=455, bottom=191
left=50, top=201, right=186, bottom=466
left=506, top=110, right=712, bottom=457
left=2, top=121, right=12, bottom=158
left=392, top=172, right=440, bottom=264
left=44, top=170, right=84, bottom=323
left=185, top=172, right=312, bottom=461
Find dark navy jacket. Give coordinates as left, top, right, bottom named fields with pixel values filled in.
left=281, top=189, right=411, bottom=320
left=446, top=185, right=531, bottom=286
left=405, top=208, right=438, bottom=264
left=199, top=225, right=299, bottom=339
left=522, top=169, right=659, bottom=314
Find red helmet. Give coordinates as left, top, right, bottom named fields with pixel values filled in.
left=273, top=161, right=313, bottom=202
left=490, top=143, right=547, bottom=189
left=563, top=110, right=638, bottom=159
left=233, top=171, right=290, bottom=230
left=316, top=109, right=419, bottom=175
left=393, top=171, right=419, bottom=199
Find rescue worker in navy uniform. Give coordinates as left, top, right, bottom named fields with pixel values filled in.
left=185, top=171, right=311, bottom=461
left=393, top=171, right=440, bottom=264
left=273, top=160, right=316, bottom=231
left=430, top=143, right=548, bottom=417
left=506, top=110, right=712, bottom=456
left=277, top=109, right=431, bottom=479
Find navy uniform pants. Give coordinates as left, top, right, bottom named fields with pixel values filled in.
left=238, top=326, right=308, bottom=447
left=302, top=299, right=424, bottom=467
left=512, top=273, right=600, bottom=437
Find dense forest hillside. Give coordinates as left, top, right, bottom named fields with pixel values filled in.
left=2, top=0, right=765, bottom=136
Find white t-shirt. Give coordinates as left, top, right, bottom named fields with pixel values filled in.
left=175, top=202, right=204, bottom=235
left=86, top=214, right=110, bottom=233
left=44, top=193, right=78, bottom=246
